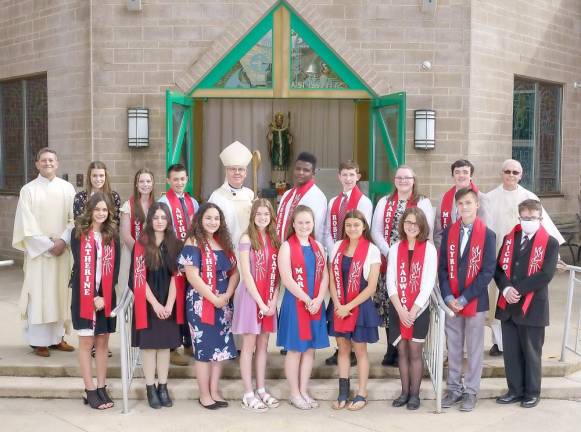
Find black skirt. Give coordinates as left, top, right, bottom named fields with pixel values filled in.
left=388, top=303, right=430, bottom=346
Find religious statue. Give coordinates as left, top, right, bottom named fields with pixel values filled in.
left=267, top=112, right=293, bottom=185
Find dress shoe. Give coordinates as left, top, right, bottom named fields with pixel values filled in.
left=198, top=399, right=219, bottom=410
left=441, top=390, right=463, bottom=408
left=280, top=349, right=287, bottom=355
left=489, top=344, right=503, bottom=357
left=521, top=396, right=540, bottom=408
left=170, top=350, right=189, bottom=366
left=33, top=346, right=50, bottom=357
left=392, top=393, right=409, bottom=407
left=325, top=349, right=339, bottom=365
left=49, top=339, right=75, bottom=352
left=459, top=393, right=477, bottom=412
left=406, top=395, right=421, bottom=410
left=496, top=392, right=523, bottom=404
left=382, top=346, right=398, bottom=367
left=213, top=400, right=229, bottom=408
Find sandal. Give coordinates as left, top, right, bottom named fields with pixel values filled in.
left=289, top=395, right=311, bottom=410
left=257, top=390, right=280, bottom=408
left=96, top=385, right=114, bottom=408
left=83, top=389, right=108, bottom=410
left=347, top=395, right=368, bottom=411
left=241, top=394, right=268, bottom=413
left=301, top=394, right=319, bottom=409
left=332, top=378, right=350, bottom=410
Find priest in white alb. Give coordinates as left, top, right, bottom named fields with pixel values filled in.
left=12, top=148, right=77, bottom=357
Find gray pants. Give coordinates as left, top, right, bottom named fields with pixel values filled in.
left=445, top=311, right=486, bottom=395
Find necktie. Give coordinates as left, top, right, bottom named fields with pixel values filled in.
left=460, top=226, right=470, bottom=257
left=179, top=196, right=190, bottom=227
left=520, top=235, right=529, bottom=252
left=337, top=193, right=348, bottom=239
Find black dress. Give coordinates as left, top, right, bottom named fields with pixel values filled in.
left=70, top=235, right=119, bottom=334
left=129, top=244, right=181, bottom=350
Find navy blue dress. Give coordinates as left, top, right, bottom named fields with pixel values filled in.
left=277, top=245, right=329, bottom=353
left=327, top=255, right=380, bottom=343
left=178, top=245, right=237, bottom=362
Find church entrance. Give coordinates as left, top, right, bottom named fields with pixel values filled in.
left=166, top=2, right=406, bottom=202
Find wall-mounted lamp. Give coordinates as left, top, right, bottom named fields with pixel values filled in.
left=574, top=81, right=581, bottom=89
left=128, top=107, right=149, bottom=148
left=414, top=109, right=436, bottom=150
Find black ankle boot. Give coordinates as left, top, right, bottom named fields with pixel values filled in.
left=157, top=383, right=173, bottom=407
left=146, top=384, right=162, bottom=409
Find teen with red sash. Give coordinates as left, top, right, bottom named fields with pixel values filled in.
left=326, top=210, right=381, bottom=411
left=158, top=163, right=200, bottom=366
left=371, top=165, right=434, bottom=367
left=178, top=203, right=239, bottom=410
left=70, top=192, right=120, bottom=410
left=275, top=152, right=327, bottom=244
left=277, top=205, right=329, bottom=410
left=494, top=199, right=559, bottom=409
left=129, top=202, right=181, bottom=409
left=386, top=207, right=437, bottom=410
left=231, top=199, right=282, bottom=412
left=438, top=188, right=496, bottom=412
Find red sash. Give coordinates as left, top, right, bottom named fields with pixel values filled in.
left=129, top=196, right=151, bottom=240
left=132, top=240, right=148, bottom=330
left=396, top=240, right=427, bottom=339
left=79, top=231, right=115, bottom=320
left=440, top=182, right=479, bottom=231
left=288, top=234, right=325, bottom=341
left=166, top=189, right=195, bottom=241
left=254, top=232, right=279, bottom=332
left=380, top=192, right=416, bottom=272
left=199, top=240, right=237, bottom=325
left=332, top=237, right=370, bottom=333
left=330, top=186, right=363, bottom=241
left=447, top=218, right=486, bottom=317
left=276, top=180, right=315, bottom=240
left=497, top=225, right=549, bottom=315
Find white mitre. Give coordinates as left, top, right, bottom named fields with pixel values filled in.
left=219, top=140, right=253, bottom=167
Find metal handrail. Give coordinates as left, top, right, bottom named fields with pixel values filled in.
left=560, top=264, right=581, bottom=361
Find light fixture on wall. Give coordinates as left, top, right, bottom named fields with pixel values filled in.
left=128, top=108, right=149, bottom=148
left=414, top=109, right=436, bottom=150
left=574, top=81, right=581, bottom=89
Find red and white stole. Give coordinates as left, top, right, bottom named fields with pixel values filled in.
left=380, top=191, right=416, bottom=271
left=396, top=240, right=427, bottom=339
left=288, top=234, right=325, bottom=341
left=497, top=225, right=549, bottom=315
left=253, top=232, right=279, bottom=332
left=330, top=186, right=364, bottom=242
left=132, top=239, right=148, bottom=330
left=332, top=237, right=370, bottom=333
left=276, top=180, right=315, bottom=240
left=447, top=218, right=486, bottom=317
left=199, top=239, right=237, bottom=325
left=440, top=181, right=479, bottom=231
left=129, top=196, right=151, bottom=240
left=165, top=189, right=195, bottom=241
left=79, top=230, right=115, bottom=320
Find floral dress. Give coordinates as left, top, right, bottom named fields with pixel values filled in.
left=374, top=199, right=407, bottom=328
left=178, top=244, right=237, bottom=362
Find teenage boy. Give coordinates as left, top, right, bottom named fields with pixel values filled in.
left=438, top=188, right=496, bottom=412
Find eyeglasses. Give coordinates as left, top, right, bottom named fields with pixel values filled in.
left=519, top=216, right=542, bottom=222
left=227, top=167, right=246, bottom=173
left=395, top=176, right=414, bottom=181
left=403, top=220, right=418, bottom=227
left=503, top=170, right=521, bottom=176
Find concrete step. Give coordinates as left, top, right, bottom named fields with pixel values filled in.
left=2, top=374, right=581, bottom=403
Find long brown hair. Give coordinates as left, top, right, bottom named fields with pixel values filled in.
left=389, top=164, right=422, bottom=204
left=247, top=199, right=281, bottom=251
left=341, top=209, right=373, bottom=242
left=186, top=202, right=234, bottom=253
left=397, top=207, right=429, bottom=243
left=85, top=161, right=113, bottom=195
left=137, top=202, right=180, bottom=272
left=285, top=205, right=315, bottom=241
left=131, top=168, right=155, bottom=224
left=75, top=192, right=117, bottom=245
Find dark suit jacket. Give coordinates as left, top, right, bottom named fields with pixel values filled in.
left=494, top=230, right=559, bottom=327
left=438, top=223, right=497, bottom=312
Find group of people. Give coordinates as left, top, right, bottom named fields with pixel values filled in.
left=12, top=143, right=564, bottom=413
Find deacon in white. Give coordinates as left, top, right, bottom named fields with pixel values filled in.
left=208, top=141, right=255, bottom=249
left=486, top=158, right=564, bottom=354
left=12, top=148, right=76, bottom=350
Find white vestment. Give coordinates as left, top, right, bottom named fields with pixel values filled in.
left=12, top=175, right=76, bottom=345
left=277, top=183, right=327, bottom=244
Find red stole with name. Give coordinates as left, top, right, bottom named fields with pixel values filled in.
left=497, top=225, right=549, bottom=315
left=440, top=182, right=479, bottom=231
left=276, top=180, right=315, bottom=240
left=166, top=189, right=195, bottom=242
left=447, top=218, right=486, bottom=317
left=79, top=231, right=115, bottom=320
left=288, top=234, right=325, bottom=341
left=200, top=240, right=237, bottom=325
left=253, top=232, right=279, bottom=332
left=332, top=237, right=370, bottom=333
left=129, top=196, right=152, bottom=240
left=380, top=192, right=417, bottom=272
left=396, top=240, right=427, bottom=339
left=132, top=239, right=148, bottom=329
left=330, top=186, right=363, bottom=242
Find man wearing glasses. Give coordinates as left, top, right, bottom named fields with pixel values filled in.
left=494, top=199, right=559, bottom=408
left=486, top=159, right=564, bottom=357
